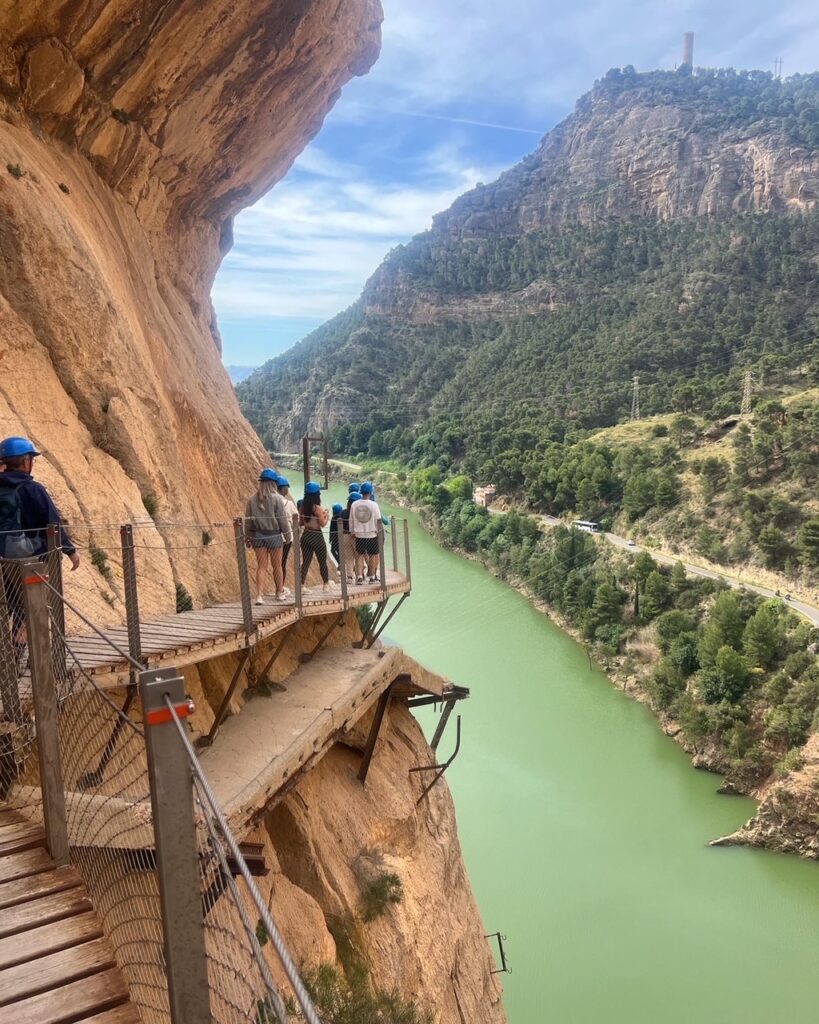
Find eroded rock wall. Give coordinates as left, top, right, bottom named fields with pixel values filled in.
left=0, top=2, right=381, bottom=614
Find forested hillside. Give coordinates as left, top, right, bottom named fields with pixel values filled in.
left=239, top=67, right=819, bottom=566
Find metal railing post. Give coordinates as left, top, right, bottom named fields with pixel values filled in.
left=378, top=523, right=387, bottom=602
left=390, top=516, right=398, bottom=571
left=21, top=559, right=68, bottom=865
left=292, top=514, right=303, bottom=613
left=403, top=519, right=412, bottom=589
left=234, top=517, right=254, bottom=635
left=338, top=525, right=348, bottom=610
left=120, top=524, right=142, bottom=665
left=46, top=525, right=66, bottom=681
left=139, top=666, right=212, bottom=1024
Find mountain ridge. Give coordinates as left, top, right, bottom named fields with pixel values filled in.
left=239, top=66, right=819, bottom=454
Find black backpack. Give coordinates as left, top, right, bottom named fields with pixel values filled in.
left=0, top=484, right=35, bottom=559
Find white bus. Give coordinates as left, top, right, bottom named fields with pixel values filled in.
left=572, top=520, right=602, bottom=534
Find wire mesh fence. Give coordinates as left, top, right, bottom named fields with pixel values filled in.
left=0, top=551, right=327, bottom=1024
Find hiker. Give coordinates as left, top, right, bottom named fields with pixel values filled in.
left=0, top=436, right=79, bottom=646
left=244, top=469, right=292, bottom=604
left=277, top=476, right=298, bottom=587
left=350, top=481, right=383, bottom=584
left=341, top=492, right=360, bottom=582
left=329, top=503, right=344, bottom=564
left=299, top=482, right=332, bottom=592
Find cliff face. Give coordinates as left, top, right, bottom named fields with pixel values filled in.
left=0, top=1, right=381, bottom=613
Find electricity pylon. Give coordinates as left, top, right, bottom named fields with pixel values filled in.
left=740, top=370, right=753, bottom=416
left=631, top=374, right=640, bottom=420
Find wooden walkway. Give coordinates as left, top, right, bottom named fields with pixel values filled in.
left=200, top=645, right=446, bottom=831
left=63, top=570, right=410, bottom=686
left=0, top=809, right=138, bottom=1024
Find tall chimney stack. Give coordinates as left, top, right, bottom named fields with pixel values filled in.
left=682, top=32, right=695, bottom=68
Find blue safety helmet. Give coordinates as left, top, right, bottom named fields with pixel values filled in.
left=360, top=481, right=374, bottom=495
left=259, top=468, right=280, bottom=483
left=348, top=482, right=360, bottom=493
left=349, top=492, right=362, bottom=503
left=332, top=503, right=343, bottom=515
left=305, top=481, right=321, bottom=495
left=0, top=436, right=41, bottom=459
left=277, top=477, right=290, bottom=488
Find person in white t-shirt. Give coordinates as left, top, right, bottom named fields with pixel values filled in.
left=349, top=482, right=382, bottom=584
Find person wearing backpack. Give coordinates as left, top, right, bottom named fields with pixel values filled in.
left=350, top=481, right=382, bottom=584
left=0, top=436, right=79, bottom=645
left=244, top=469, right=292, bottom=604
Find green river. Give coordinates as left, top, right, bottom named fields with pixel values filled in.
left=316, top=479, right=819, bottom=1022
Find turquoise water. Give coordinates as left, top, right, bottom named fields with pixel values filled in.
left=303, top=477, right=819, bottom=1023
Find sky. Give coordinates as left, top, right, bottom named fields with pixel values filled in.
left=212, top=0, right=819, bottom=368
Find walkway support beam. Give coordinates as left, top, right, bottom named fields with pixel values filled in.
left=198, top=648, right=252, bottom=748
left=22, top=559, right=69, bottom=865
left=140, top=666, right=212, bottom=1024
left=358, top=684, right=392, bottom=784
left=390, top=516, right=398, bottom=571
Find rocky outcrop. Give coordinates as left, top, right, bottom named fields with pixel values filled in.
left=0, top=2, right=381, bottom=614
left=711, top=732, right=819, bottom=858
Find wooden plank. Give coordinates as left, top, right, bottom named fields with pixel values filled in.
left=74, top=1005, right=142, bottom=1024
left=0, top=910, right=102, bottom=969
left=0, top=824, right=45, bottom=857
left=0, top=887, right=92, bottom=938
left=0, top=848, right=52, bottom=884
left=0, top=865, right=81, bottom=909
left=0, top=936, right=114, bottom=1005
left=6, top=966, right=128, bottom=1024
left=0, top=820, right=43, bottom=841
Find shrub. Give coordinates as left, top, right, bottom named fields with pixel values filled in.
left=699, top=646, right=750, bottom=704
left=655, top=610, right=697, bottom=653
left=255, top=919, right=268, bottom=947
left=202, top=530, right=213, bottom=547
left=743, top=604, right=784, bottom=669
left=299, top=963, right=433, bottom=1024
left=111, top=108, right=130, bottom=123
left=175, top=582, right=193, bottom=612
left=649, top=657, right=685, bottom=709
left=668, top=631, right=699, bottom=676
left=90, top=545, right=113, bottom=583
left=775, top=748, right=804, bottom=778
left=58, top=182, right=71, bottom=194
left=360, top=872, right=403, bottom=923
left=142, top=492, right=158, bottom=519
left=6, top=163, right=23, bottom=179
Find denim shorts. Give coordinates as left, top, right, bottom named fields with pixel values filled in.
left=249, top=533, right=283, bottom=550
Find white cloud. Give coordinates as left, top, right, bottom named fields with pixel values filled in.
left=213, top=144, right=505, bottom=321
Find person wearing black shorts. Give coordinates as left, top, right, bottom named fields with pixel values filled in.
left=349, top=482, right=383, bottom=583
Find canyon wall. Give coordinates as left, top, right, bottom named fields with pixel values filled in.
left=0, top=1, right=380, bottom=614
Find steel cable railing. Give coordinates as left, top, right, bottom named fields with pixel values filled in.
left=0, top=555, right=323, bottom=1024
left=164, top=693, right=321, bottom=1024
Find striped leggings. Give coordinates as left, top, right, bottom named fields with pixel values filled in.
left=300, top=529, right=329, bottom=584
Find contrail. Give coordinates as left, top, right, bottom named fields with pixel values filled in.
left=381, top=108, right=545, bottom=135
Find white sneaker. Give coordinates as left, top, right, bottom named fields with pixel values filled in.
left=275, top=592, right=288, bottom=602
left=301, top=585, right=311, bottom=594
left=254, top=596, right=264, bottom=606
left=281, top=586, right=291, bottom=596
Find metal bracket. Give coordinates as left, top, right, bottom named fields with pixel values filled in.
left=300, top=611, right=344, bottom=663
left=197, top=648, right=252, bottom=748
left=485, top=932, right=512, bottom=975
left=357, top=684, right=392, bottom=784
left=409, top=714, right=462, bottom=805
left=366, top=593, right=409, bottom=649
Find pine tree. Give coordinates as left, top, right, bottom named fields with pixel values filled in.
left=743, top=605, right=783, bottom=669
left=797, top=519, right=819, bottom=567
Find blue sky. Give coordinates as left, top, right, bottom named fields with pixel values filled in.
left=212, top=0, right=819, bottom=368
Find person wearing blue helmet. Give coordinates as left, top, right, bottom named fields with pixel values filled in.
left=350, top=482, right=383, bottom=584
left=244, top=469, right=292, bottom=604
left=329, top=503, right=344, bottom=564
left=299, top=481, right=333, bottom=592
left=276, top=476, right=298, bottom=588
left=348, top=482, right=360, bottom=494
left=0, top=436, right=80, bottom=646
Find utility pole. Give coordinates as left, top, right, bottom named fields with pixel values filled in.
left=741, top=370, right=753, bottom=416
left=631, top=374, right=640, bottom=421
left=773, top=57, right=783, bottom=80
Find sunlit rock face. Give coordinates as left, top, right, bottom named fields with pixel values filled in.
left=0, top=1, right=381, bottom=612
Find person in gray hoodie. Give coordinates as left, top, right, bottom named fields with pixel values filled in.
left=245, top=470, right=292, bottom=604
